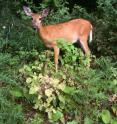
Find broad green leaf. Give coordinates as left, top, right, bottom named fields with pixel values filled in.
left=25, top=66, right=32, bottom=72
left=112, top=79, right=117, bottom=85
left=53, top=0, right=59, bottom=7
left=84, top=117, right=93, bottom=124
left=49, top=110, right=63, bottom=122
left=72, top=56, right=77, bottom=61
left=29, top=86, right=39, bottom=94
left=63, top=86, right=76, bottom=94
left=10, top=88, right=23, bottom=97
left=67, top=120, right=77, bottom=124
left=101, top=110, right=111, bottom=124
left=111, top=120, right=117, bottom=124
left=58, top=95, right=65, bottom=104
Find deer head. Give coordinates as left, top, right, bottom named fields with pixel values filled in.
left=23, top=6, right=49, bottom=28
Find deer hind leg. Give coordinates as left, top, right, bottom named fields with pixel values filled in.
left=79, top=35, right=91, bottom=68
left=79, top=35, right=90, bottom=55
left=53, top=46, right=60, bottom=72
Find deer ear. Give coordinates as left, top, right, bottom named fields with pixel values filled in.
left=23, top=6, right=32, bottom=16
left=41, top=8, right=50, bottom=17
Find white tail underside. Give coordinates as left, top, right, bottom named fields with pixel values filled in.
left=89, top=30, right=93, bottom=43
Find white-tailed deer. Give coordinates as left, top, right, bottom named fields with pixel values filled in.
left=23, top=6, right=93, bottom=71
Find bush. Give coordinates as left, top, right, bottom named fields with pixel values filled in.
left=0, top=73, right=24, bottom=124
left=19, top=44, right=117, bottom=123
left=93, top=0, right=117, bottom=59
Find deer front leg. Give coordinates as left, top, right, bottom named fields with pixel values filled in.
left=53, top=46, right=60, bottom=72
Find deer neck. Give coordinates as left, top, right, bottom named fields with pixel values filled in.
left=37, top=24, right=46, bottom=40
left=37, top=23, right=43, bottom=33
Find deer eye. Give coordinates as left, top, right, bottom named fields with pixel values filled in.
left=30, top=17, right=33, bottom=20
left=39, top=17, right=42, bottom=20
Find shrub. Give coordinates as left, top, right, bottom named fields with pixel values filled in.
left=19, top=45, right=117, bottom=123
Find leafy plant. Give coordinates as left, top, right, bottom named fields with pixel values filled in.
left=0, top=85, right=24, bottom=124
left=100, top=110, right=111, bottom=124
left=100, top=109, right=117, bottom=124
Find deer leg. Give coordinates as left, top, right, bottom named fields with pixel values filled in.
left=79, top=36, right=90, bottom=55
left=53, top=46, right=60, bottom=72
left=79, top=35, right=91, bottom=68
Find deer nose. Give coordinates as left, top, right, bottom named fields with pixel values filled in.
left=31, top=21, right=36, bottom=28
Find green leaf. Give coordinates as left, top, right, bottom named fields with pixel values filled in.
left=101, top=110, right=111, bottom=124
left=50, top=110, right=63, bottom=122
left=67, top=120, right=77, bottom=124
left=53, top=0, right=59, bottom=7
left=10, top=88, right=23, bottom=97
left=111, top=120, right=117, bottom=124
left=58, top=95, right=65, bottom=104
left=29, top=86, right=39, bottom=94
left=63, top=86, right=76, bottom=94
left=84, top=117, right=93, bottom=124
left=72, top=56, right=77, bottom=61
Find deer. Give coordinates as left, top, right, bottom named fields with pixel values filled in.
left=23, top=6, right=93, bottom=72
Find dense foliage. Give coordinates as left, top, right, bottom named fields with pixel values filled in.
left=0, top=0, right=117, bottom=124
